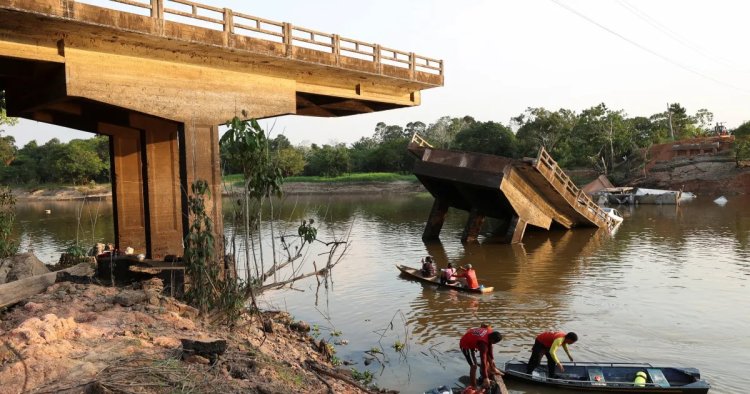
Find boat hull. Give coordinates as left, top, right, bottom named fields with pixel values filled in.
left=395, top=265, right=493, bottom=294
left=502, top=360, right=710, bottom=393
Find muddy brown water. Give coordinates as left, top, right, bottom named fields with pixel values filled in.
left=13, top=193, right=750, bottom=393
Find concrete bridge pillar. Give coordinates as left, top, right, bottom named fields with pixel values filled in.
left=500, top=215, right=528, bottom=244
left=461, top=208, right=486, bottom=243
left=422, top=198, right=450, bottom=241
left=102, top=117, right=222, bottom=259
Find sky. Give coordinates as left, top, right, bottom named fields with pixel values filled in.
left=5, top=0, right=750, bottom=147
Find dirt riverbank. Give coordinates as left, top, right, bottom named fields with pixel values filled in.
left=0, top=278, right=376, bottom=394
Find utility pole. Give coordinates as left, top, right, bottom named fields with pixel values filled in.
left=609, top=117, right=615, bottom=171
left=667, top=103, right=675, bottom=140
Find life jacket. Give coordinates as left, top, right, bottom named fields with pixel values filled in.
left=460, top=327, right=492, bottom=349
left=536, top=331, right=566, bottom=348
left=634, top=371, right=647, bottom=387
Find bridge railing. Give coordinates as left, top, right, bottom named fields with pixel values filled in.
left=104, top=0, right=443, bottom=78
left=410, top=132, right=433, bottom=148
left=534, top=147, right=616, bottom=229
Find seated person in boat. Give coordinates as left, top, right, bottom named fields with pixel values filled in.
left=439, top=262, right=457, bottom=285
left=525, top=331, right=577, bottom=379
left=460, top=325, right=504, bottom=389
left=455, top=264, right=479, bottom=289
left=420, top=256, right=437, bottom=277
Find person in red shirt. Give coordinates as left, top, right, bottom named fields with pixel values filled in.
left=455, top=263, right=479, bottom=289
left=459, top=326, right=504, bottom=389
left=525, top=331, right=577, bottom=379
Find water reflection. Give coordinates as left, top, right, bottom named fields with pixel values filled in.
left=12, top=194, right=750, bottom=393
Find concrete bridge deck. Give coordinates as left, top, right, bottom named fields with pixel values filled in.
left=0, top=0, right=443, bottom=258
left=408, top=136, right=616, bottom=244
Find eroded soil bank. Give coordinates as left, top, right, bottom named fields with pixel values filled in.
left=0, top=278, right=375, bottom=394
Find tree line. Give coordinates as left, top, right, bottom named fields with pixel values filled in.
left=223, top=102, right=749, bottom=179
left=2, top=95, right=750, bottom=185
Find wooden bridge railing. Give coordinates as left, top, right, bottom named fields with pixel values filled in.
left=410, top=132, right=433, bottom=148
left=104, top=0, right=443, bottom=77
left=533, top=147, right=617, bottom=230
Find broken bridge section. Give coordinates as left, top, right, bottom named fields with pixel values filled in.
left=409, top=137, right=617, bottom=244
left=0, top=0, right=443, bottom=258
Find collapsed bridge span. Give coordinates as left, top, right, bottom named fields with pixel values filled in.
left=408, top=135, right=617, bottom=244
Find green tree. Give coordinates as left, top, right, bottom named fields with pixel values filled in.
left=514, top=107, right=577, bottom=161
left=0, top=90, right=18, bottom=129
left=275, top=147, right=306, bottom=176
left=733, top=121, right=750, bottom=138
left=734, top=121, right=750, bottom=166
left=0, top=90, right=18, bottom=168
left=0, top=134, right=16, bottom=166
left=51, top=139, right=107, bottom=184
left=269, top=134, right=292, bottom=151
left=423, top=116, right=476, bottom=149
left=692, top=109, right=714, bottom=136
left=453, top=121, right=516, bottom=157
left=349, top=136, right=379, bottom=172
left=374, top=122, right=408, bottom=142
left=628, top=116, right=656, bottom=148
left=650, top=103, right=696, bottom=141
left=305, top=143, right=350, bottom=177
left=0, top=187, right=17, bottom=258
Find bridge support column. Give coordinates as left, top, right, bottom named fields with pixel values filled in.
left=461, top=209, right=485, bottom=243
left=422, top=198, right=450, bottom=241
left=105, top=117, right=223, bottom=260
left=500, top=215, right=527, bottom=244
left=105, top=115, right=184, bottom=259
left=180, top=123, right=224, bottom=257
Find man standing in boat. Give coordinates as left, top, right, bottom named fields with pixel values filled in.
left=525, top=331, right=577, bottom=379
left=459, top=325, right=504, bottom=389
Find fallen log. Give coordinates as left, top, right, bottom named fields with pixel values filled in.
left=0, top=263, right=94, bottom=309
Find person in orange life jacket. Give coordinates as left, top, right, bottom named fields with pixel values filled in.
left=455, top=263, right=479, bottom=289
left=440, top=262, right=457, bottom=285
left=459, top=326, right=504, bottom=389
left=525, top=331, right=577, bottom=378
left=421, top=255, right=437, bottom=277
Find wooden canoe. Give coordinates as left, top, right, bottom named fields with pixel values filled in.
left=396, top=264, right=494, bottom=294
left=502, top=360, right=710, bottom=393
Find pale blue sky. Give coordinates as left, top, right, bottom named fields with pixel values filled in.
left=5, top=0, right=750, bottom=147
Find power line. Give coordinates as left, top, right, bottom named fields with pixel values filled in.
left=614, top=0, right=736, bottom=69
left=548, top=0, right=750, bottom=95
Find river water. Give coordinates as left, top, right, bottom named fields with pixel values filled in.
left=13, top=193, right=750, bottom=393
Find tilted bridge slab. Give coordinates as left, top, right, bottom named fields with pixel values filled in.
left=409, top=139, right=617, bottom=244
left=0, top=0, right=443, bottom=258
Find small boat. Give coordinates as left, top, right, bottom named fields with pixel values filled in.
left=395, top=265, right=493, bottom=294
left=602, top=207, right=624, bottom=223
left=502, top=359, right=710, bottom=393
left=634, top=188, right=682, bottom=205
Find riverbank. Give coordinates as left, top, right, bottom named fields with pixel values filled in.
left=0, top=276, right=377, bottom=393
left=10, top=181, right=426, bottom=201
left=11, top=185, right=112, bottom=201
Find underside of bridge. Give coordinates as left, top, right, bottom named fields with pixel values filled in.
left=0, top=0, right=443, bottom=258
